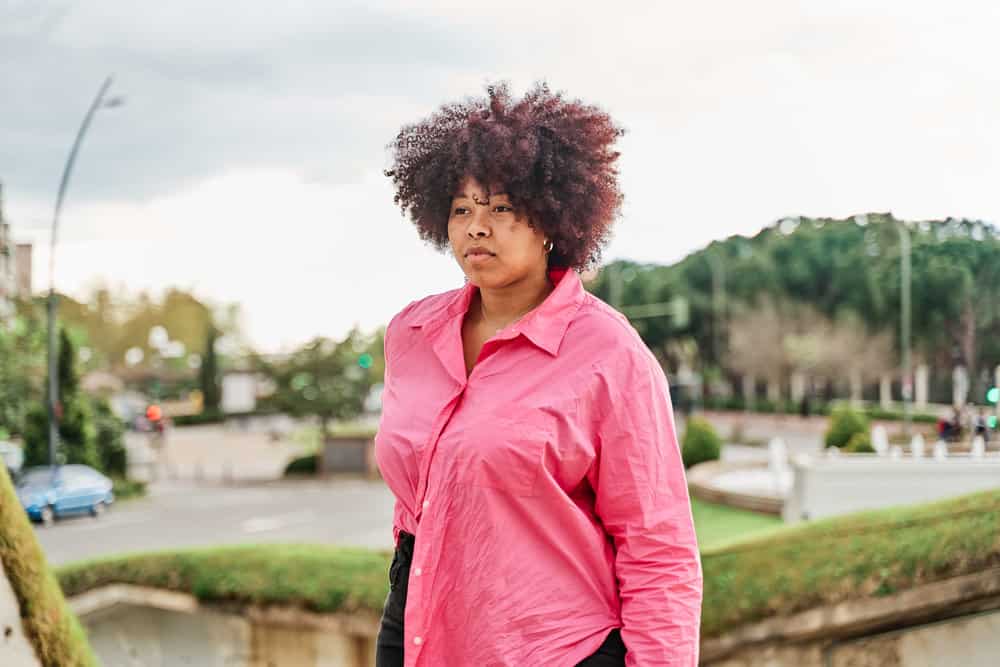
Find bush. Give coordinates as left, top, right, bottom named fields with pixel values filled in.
left=93, top=399, right=127, bottom=478
left=681, top=417, right=722, bottom=469
left=825, top=406, right=869, bottom=449
left=23, top=397, right=100, bottom=469
left=111, top=477, right=147, bottom=501
left=284, top=454, right=318, bottom=476
left=752, top=399, right=777, bottom=414
left=172, top=409, right=225, bottom=427
left=843, top=431, right=875, bottom=453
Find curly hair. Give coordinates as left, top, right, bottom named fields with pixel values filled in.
left=385, top=81, right=625, bottom=270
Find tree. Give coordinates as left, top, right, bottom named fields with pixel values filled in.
left=0, top=311, right=47, bottom=437
left=23, top=328, right=99, bottom=468
left=585, top=213, right=1000, bottom=406
left=260, top=329, right=380, bottom=444
left=199, top=324, right=221, bottom=413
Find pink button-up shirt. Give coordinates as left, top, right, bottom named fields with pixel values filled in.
left=374, top=267, right=702, bottom=667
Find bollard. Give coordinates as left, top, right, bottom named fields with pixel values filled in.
left=971, top=435, right=986, bottom=458
left=932, top=440, right=948, bottom=461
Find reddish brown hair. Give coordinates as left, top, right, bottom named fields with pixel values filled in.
left=385, top=82, right=625, bottom=270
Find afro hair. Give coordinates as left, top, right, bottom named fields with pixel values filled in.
left=385, top=81, right=625, bottom=270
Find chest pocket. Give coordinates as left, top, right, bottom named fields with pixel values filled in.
left=460, top=412, right=552, bottom=498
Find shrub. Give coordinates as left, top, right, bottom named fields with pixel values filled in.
left=681, top=417, right=722, bottom=469
left=284, top=454, right=318, bottom=476
left=111, top=477, right=147, bottom=500
left=843, top=431, right=875, bottom=453
left=825, top=406, right=869, bottom=449
left=93, top=398, right=127, bottom=478
left=172, top=409, right=225, bottom=427
left=23, top=397, right=100, bottom=469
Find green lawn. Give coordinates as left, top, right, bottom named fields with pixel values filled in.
left=690, top=497, right=783, bottom=549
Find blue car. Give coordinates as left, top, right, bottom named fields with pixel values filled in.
left=16, top=465, right=115, bottom=526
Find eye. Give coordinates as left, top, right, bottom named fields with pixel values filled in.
left=493, top=205, right=513, bottom=213
left=452, top=206, right=470, bottom=215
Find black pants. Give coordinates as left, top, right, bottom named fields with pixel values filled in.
left=375, top=531, right=627, bottom=666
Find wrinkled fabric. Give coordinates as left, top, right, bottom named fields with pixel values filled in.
left=374, top=267, right=703, bottom=667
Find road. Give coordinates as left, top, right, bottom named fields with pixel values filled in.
left=34, top=412, right=824, bottom=567
left=35, top=477, right=397, bottom=567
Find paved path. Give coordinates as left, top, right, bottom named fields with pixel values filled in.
left=35, top=478, right=396, bottom=567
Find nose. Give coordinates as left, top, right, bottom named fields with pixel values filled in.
left=466, top=206, right=492, bottom=238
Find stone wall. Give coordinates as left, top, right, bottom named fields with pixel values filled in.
left=72, top=568, right=1000, bottom=666
left=71, top=584, right=379, bottom=667
left=703, top=567, right=1000, bottom=666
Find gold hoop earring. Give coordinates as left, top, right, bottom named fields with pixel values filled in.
left=543, top=239, right=554, bottom=253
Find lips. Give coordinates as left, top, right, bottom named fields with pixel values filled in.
left=465, top=248, right=495, bottom=257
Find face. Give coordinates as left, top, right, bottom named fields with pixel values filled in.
left=448, top=176, right=548, bottom=288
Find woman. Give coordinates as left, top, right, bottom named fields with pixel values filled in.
left=375, top=82, right=702, bottom=667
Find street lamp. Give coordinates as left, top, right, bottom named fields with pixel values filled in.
left=897, top=221, right=912, bottom=437
left=47, top=75, right=123, bottom=468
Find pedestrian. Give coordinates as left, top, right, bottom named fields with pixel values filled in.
left=974, top=408, right=989, bottom=440
left=375, top=82, right=703, bottom=667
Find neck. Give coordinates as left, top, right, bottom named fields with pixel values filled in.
left=477, top=268, right=554, bottom=327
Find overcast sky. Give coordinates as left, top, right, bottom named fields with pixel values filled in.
left=2, top=1, right=998, bottom=353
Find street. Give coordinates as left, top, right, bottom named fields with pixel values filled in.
left=32, top=412, right=826, bottom=567
left=35, top=477, right=396, bottom=567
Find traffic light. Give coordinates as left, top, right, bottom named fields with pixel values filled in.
left=987, top=387, right=999, bottom=405
left=358, top=353, right=374, bottom=369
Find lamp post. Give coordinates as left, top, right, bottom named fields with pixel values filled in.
left=47, top=75, right=123, bottom=468
left=897, top=222, right=912, bottom=437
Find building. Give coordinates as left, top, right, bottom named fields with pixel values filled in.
left=0, top=183, right=33, bottom=326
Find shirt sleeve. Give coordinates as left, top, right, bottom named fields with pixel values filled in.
left=589, top=347, right=703, bottom=667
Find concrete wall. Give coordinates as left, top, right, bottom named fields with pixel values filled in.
left=0, top=559, right=41, bottom=667
left=74, top=568, right=1000, bottom=667
left=784, top=454, right=1000, bottom=522
left=71, top=585, right=379, bottom=667
left=703, top=567, right=1000, bottom=667
left=320, top=436, right=377, bottom=477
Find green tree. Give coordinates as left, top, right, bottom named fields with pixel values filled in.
left=260, top=329, right=380, bottom=445
left=200, top=324, right=221, bottom=413
left=23, top=328, right=99, bottom=468
left=0, top=311, right=47, bottom=437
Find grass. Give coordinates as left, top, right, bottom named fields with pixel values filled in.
left=0, top=468, right=98, bottom=667
left=698, top=487, right=1000, bottom=637
left=50, top=489, right=1000, bottom=642
left=691, top=498, right=782, bottom=549
left=57, top=544, right=392, bottom=617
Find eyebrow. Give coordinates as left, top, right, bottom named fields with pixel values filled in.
left=453, top=192, right=509, bottom=199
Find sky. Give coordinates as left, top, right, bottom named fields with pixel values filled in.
left=2, top=1, right=999, bottom=353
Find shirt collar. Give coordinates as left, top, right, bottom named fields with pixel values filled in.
left=406, top=267, right=586, bottom=357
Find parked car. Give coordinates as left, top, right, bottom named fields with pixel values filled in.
left=16, top=464, right=115, bottom=526
left=0, top=440, right=24, bottom=478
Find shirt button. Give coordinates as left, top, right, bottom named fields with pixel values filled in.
left=414, top=568, right=422, bottom=576
left=423, top=500, right=430, bottom=509
left=413, top=636, right=423, bottom=646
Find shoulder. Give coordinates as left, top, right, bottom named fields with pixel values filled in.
left=386, top=286, right=464, bottom=340
left=572, top=294, right=653, bottom=357
left=570, top=294, right=664, bottom=383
